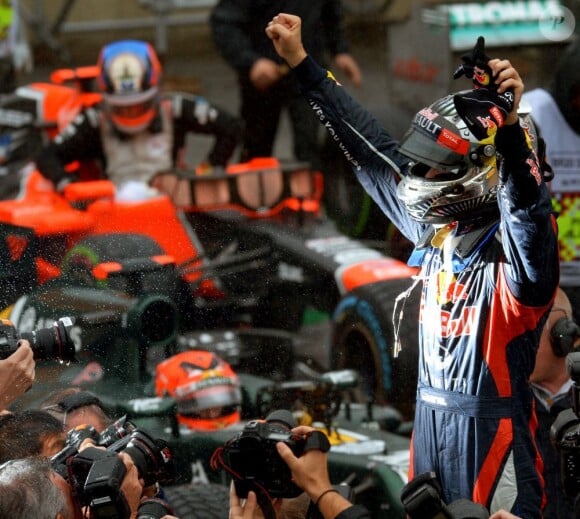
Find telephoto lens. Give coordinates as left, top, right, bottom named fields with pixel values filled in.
left=0, top=316, right=76, bottom=361
left=108, top=430, right=176, bottom=486
left=19, top=316, right=76, bottom=361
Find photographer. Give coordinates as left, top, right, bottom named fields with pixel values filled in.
left=0, top=453, right=177, bottom=519
left=48, top=412, right=178, bottom=519
left=0, top=456, right=77, bottom=519
left=228, top=425, right=369, bottom=519
left=530, top=287, right=579, bottom=518
left=0, top=409, right=66, bottom=462
left=40, top=388, right=113, bottom=433
left=0, top=339, right=35, bottom=413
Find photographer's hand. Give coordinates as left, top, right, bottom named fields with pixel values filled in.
left=0, top=340, right=35, bottom=411
left=118, top=452, right=145, bottom=519
left=229, top=483, right=263, bottom=519
left=277, top=426, right=351, bottom=519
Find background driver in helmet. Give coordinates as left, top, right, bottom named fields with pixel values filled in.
left=155, top=350, right=242, bottom=431
left=34, top=39, right=242, bottom=201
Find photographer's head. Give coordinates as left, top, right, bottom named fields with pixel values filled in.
left=0, top=410, right=66, bottom=463
left=41, top=388, right=112, bottom=433
left=531, top=288, right=579, bottom=391
left=0, top=456, right=80, bottom=519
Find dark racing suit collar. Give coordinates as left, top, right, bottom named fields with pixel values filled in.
left=408, top=219, right=500, bottom=271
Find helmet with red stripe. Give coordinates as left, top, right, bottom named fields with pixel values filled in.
left=396, top=92, right=500, bottom=224
left=155, top=350, right=241, bottom=431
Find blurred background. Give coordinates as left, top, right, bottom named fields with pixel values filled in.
left=14, top=0, right=578, bottom=245
left=17, top=0, right=579, bottom=161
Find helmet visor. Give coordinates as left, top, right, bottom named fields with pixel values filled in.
left=398, top=110, right=471, bottom=171
left=176, top=385, right=241, bottom=418
left=108, top=97, right=157, bottom=119
left=103, top=87, right=158, bottom=133
left=408, top=161, right=468, bottom=182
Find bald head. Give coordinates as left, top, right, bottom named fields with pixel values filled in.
left=551, top=287, right=573, bottom=322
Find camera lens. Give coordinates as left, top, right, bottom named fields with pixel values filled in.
left=265, top=409, right=295, bottom=429
left=137, top=498, right=174, bottom=519
left=110, top=431, right=175, bottom=487
left=97, top=417, right=137, bottom=447
left=19, top=317, right=76, bottom=361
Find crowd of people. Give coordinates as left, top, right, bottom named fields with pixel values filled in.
left=0, top=364, right=370, bottom=519
left=0, top=3, right=579, bottom=519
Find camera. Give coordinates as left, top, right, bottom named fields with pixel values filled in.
left=69, top=447, right=131, bottom=519
left=0, top=316, right=75, bottom=361
left=550, top=350, right=580, bottom=501
left=137, top=497, right=175, bottom=519
left=51, top=417, right=175, bottom=519
left=50, top=415, right=137, bottom=477
left=401, top=472, right=489, bottom=519
left=211, top=409, right=330, bottom=499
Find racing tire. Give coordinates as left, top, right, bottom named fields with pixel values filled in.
left=330, top=278, right=420, bottom=420
left=162, top=483, right=230, bottom=519
left=61, top=233, right=164, bottom=285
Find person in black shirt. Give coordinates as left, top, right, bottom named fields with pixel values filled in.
left=210, top=0, right=361, bottom=167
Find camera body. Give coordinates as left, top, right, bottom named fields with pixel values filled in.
left=69, top=447, right=131, bottom=519
left=51, top=416, right=136, bottom=478
left=214, top=409, right=329, bottom=499
left=51, top=417, right=175, bottom=519
left=401, top=472, right=490, bottom=519
left=550, top=350, right=580, bottom=500
left=0, top=316, right=75, bottom=361
left=222, top=416, right=305, bottom=498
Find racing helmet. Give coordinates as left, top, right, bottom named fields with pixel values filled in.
left=97, top=40, right=162, bottom=134
left=396, top=91, right=502, bottom=224
left=155, top=350, right=242, bottom=431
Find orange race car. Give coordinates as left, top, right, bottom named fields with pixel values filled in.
left=0, top=67, right=419, bottom=419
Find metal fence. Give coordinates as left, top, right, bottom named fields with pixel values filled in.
left=21, top=0, right=217, bottom=60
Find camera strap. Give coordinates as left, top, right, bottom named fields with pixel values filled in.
left=254, top=484, right=279, bottom=519
left=302, top=430, right=331, bottom=453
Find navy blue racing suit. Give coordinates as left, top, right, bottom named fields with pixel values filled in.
left=292, top=56, right=559, bottom=517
